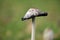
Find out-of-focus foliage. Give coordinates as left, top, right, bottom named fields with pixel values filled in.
left=0, top=0, right=60, bottom=40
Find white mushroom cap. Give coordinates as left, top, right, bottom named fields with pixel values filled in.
left=22, top=8, right=48, bottom=21
left=24, top=8, right=40, bottom=18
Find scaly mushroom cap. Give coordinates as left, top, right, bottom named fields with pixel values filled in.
left=22, top=8, right=48, bottom=21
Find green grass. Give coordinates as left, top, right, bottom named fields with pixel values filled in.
left=0, top=0, right=60, bottom=40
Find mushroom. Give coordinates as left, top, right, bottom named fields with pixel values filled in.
left=43, top=28, right=54, bottom=40
left=21, top=8, right=48, bottom=40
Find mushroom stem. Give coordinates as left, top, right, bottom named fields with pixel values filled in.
left=31, top=17, right=35, bottom=40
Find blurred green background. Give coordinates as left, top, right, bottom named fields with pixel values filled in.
left=0, top=0, right=60, bottom=40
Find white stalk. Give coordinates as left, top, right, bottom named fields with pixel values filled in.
left=31, top=17, right=35, bottom=40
